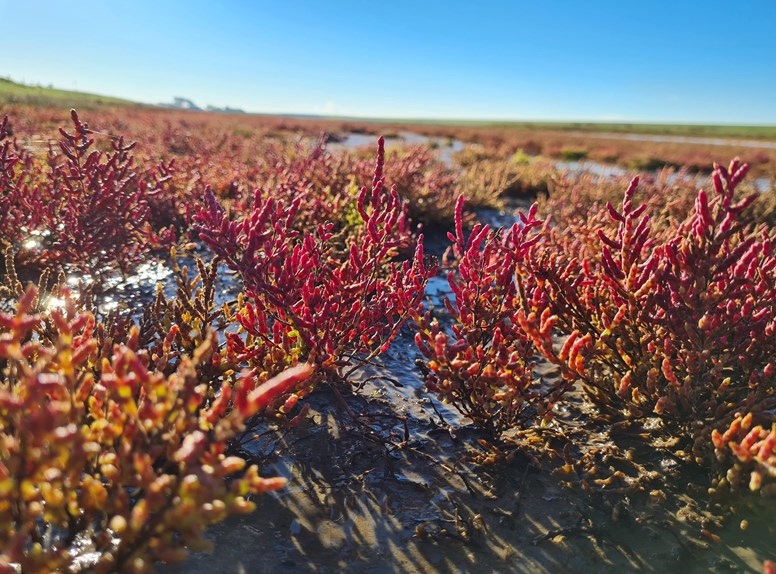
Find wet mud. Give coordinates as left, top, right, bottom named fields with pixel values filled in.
left=157, top=357, right=773, bottom=574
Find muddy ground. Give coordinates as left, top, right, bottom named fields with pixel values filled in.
left=158, top=362, right=773, bottom=574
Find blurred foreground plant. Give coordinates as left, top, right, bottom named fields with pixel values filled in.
left=0, top=285, right=311, bottom=573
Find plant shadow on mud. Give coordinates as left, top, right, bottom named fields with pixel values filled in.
left=159, top=346, right=773, bottom=574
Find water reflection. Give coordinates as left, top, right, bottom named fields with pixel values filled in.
left=45, top=296, right=66, bottom=311
left=65, top=275, right=94, bottom=291
left=19, top=228, right=50, bottom=252
left=82, top=250, right=243, bottom=328
left=22, top=238, right=41, bottom=251
left=98, top=260, right=173, bottom=293
left=98, top=295, right=119, bottom=315
left=334, top=130, right=773, bottom=193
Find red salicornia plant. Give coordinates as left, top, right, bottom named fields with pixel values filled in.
left=712, top=412, right=775, bottom=494
left=1, top=111, right=172, bottom=277
left=522, top=160, right=775, bottom=472
left=412, top=198, right=574, bottom=437
left=194, top=137, right=434, bottom=392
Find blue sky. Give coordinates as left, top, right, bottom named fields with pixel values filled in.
left=2, top=1, right=775, bottom=123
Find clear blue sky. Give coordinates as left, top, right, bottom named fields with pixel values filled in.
left=2, top=0, right=775, bottom=123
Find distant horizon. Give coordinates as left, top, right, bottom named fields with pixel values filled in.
left=2, top=0, right=774, bottom=125
left=6, top=75, right=776, bottom=130
left=7, top=76, right=776, bottom=129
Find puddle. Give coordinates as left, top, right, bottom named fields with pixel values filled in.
left=554, top=159, right=629, bottom=179
left=555, top=158, right=772, bottom=193
left=329, top=131, right=464, bottom=167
